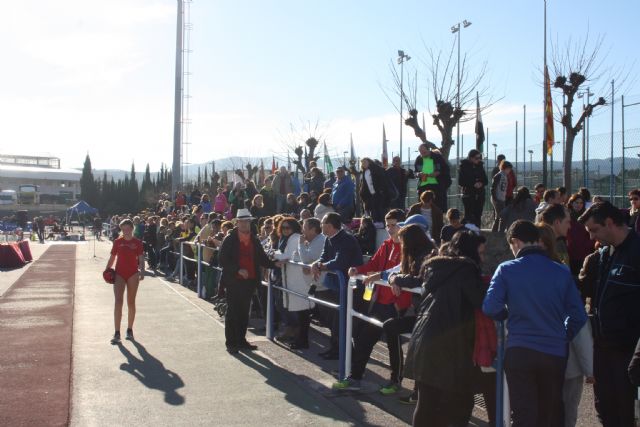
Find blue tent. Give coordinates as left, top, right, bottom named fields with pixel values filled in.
left=66, top=200, right=98, bottom=222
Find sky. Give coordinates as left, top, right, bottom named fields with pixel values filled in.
left=2, top=0, right=639, bottom=173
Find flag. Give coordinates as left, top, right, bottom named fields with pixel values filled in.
left=271, top=156, right=276, bottom=174
left=259, top=160, right=265, bottom=186
left=475, top=92, right=485, bottom=153
left=382, top=124, right=389, bottom=168
left=350, top=133, right=356, bottom=164
left=323, top=142, right=334, bottom=173
left=544, top=65, right=555, bottom=156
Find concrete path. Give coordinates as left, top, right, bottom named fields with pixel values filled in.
left=70, top=240, right=356, bottom=426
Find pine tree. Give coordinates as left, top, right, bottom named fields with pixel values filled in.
left=79, top=154, right=99, bottom=207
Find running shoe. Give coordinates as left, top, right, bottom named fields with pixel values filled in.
left=332, top=377, right=361, bottom=391
left=110, top=331, right=121, bottom=345
left=398, top=391, right=418, bottom=405
left=126, top=328, right=134, bottom=341
left=379, top=382, right=400, bottom=395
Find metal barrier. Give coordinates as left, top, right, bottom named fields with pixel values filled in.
left=171, top=244, right=510, bottom=425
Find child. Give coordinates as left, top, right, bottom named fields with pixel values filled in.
left=440, top=208, right=465, bottom=243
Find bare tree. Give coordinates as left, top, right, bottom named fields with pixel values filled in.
left=382, top=41, right=494, bottom=160
left=279, top=119, right=325, bottom=174
left=550, top=34, right=627, bottom=191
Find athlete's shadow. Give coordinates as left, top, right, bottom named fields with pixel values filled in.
left=118, top=340, right=185, bottom=405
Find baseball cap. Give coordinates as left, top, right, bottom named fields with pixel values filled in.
left=398, top=214, right=429, bottom=232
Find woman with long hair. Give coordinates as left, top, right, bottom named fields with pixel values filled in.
left=105, top=219, right=145, bottom=344
left=381, top=224, right=437, bottom=400
left=404, top=230, right=486, bottom=426
left=500, top=186, right=536, bottom=230
left=565, top=193, right=595, bottom=275
left=359, top=157, right=392, bottom=222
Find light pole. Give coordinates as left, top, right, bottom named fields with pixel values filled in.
left=528, top=150, right=534, bottom=188
left=492, top=143, right=498, bottom=168
left=451, top=20, right=472, bottom=169
left=398, top=50, right=411, bottom=164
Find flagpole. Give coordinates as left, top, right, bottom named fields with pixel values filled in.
left=542, top=0, right=548, bottom=187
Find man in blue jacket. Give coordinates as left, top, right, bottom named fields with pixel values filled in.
left=311, top=212, right=363, bottom=359
left=483, top=220, right=587, bottom=427
left=331, top=167, right=355, bottom=224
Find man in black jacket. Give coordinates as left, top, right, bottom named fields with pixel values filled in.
left=386, top=156, right=412, bottom=209
left=414, top=144, right=449, bottom=211
left=579, top=201, right=640, bottom=426
left=219, top=208, right=277, bottom=354
left=458, top=149, right=488, bottom=227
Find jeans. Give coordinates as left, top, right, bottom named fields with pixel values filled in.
left=491, top=197, right=506, bottom=232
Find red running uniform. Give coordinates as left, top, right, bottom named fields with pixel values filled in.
left=110, top=237, right=143, bottom=281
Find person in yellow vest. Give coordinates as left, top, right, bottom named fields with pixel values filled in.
left=413, top=144, right=449, bottom=211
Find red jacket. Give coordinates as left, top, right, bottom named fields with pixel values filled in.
left=567, top=218, right=595, bottom=261
left=356, top=239, right=412, bottom=309
left=505, top=170, right=517, bottom=200
left=473, top=275, right=497, bottom=367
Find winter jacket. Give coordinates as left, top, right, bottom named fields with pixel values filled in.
left=359, top=163, right=391, bottom=206
left=404, top=256, right=485, bottom=391
left=490, top=171, right=508, bottom=202
left=566, top=217, right=595, bottom=263
left=458, top=158, right=488, bottom=196
left=385, top=166, right=411, bottom=199
left=592, top=230, right=640, bottom=349
left=483, top=246, right=587, bottom=357
left=356, top=239, right=411, bottom=309
left=218, top=228, right=276, bottom=288
left=414, top=152, right=451, bottom=189
left=499, top=198, right=536, bottom=230
left=331, top=175, right=355, bottom=209
left=272, top=172, right=293, bottom=196
left=318, top=229, right=363, bottom=291
left=305, top=174, right=324, bottom=195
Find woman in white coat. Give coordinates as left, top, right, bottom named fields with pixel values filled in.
left=273, top=217, right=315, bottom=349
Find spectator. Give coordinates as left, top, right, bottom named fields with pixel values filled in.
left=624, top=188, right=640, bottom=235
left=407, top=189, right=443, bottom=245
left=386, top=156, right=412, bottom=209
left=458, top=149, right=488, bottom=228
left=539, top=204, right=571, bottom=266
left=331, top=167, right=355, bottom=223
left=213, top=187, right=229, bottom=216
left=283, top=193, right=300, bottom=217
left=200, top=194, right=212, bottom=214
left=258, top=176, right=276, bottom=216
left=307, top=190, right=319, bottom=213
left=314, top=193, right=335, bottom=220
left=535, top=222, right=562, bottom=263
left=578, top=201, right=640, bottom=426
left=249, top=194, right=268, bottom=220
left=535, top=189, right=562, bottom=222
left=578, top=187, right=592, bottom=209
left=299, top=209, right=312, bottom=221
left=142, top=216, right=158, bottom=270
left=244, top=180, right=258, bottom=207
left=491, top=154, right=506, bottom=179
left=311, top=212, right=363, bottom=360
left=483, top=220, right=587, bottom=427
left=333, top=209, right=410, bottom=391
left=440, top=208, right=465, bottom=243
left=272, top=167, right=293, bottom=213
left=354, top=217, right=377, bottom=256
left=533, top=183, right=546, bottom=205
left=291, top=217, right=326, bottom=349
left=323, top=172, right=336, bottom=190
left=218, top=209, right=276, bottom=354
left=414, top=143, right=448, bottom=211
left=490, top=160, right=512, bottom=232
left=406, top=231, right=487, bottom=427
left=566, top=193, right=595, bottom=275
left=291, top=172, right=302, bottom=196
left=499, top=186, right=536, bottom=231
left=557, top=186, right=569, bottom=204
left=228, top=183, right=247, bottom=218
left=304, top=167, right=325, bottom=196
left=359, top=157, right=392, bottom=223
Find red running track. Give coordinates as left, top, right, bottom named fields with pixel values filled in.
left=0, top=245, right=76, bottom=426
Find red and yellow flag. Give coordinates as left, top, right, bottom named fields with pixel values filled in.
left=544, top=65, right=555, bottom=155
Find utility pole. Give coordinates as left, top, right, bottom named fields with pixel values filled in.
left=171, top=0, right=183, bottom=197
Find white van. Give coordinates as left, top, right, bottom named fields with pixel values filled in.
left=0, top=190, right=17, bottom=205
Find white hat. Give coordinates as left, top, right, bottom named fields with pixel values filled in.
left=235, top=208, right=254, bottom=221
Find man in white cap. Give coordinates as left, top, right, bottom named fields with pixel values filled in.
left=218, top=208, right=276, bottom=354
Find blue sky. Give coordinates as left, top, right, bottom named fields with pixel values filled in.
left=1, top=0, right=639, bottom=172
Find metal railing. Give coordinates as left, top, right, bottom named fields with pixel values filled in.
left=171, top=244, right=510, bottom=426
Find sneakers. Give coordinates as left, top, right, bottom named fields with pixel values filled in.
left=110, top=331, right=121, bottom=345
left=126, top=328, right=134, bottom=341
left=398, top=391, right=418, bottom=405
left=379, top=382, right=400, bottom=395
left=332, top=377, right=361, bottom=391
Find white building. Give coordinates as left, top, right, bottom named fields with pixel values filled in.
left=0, top=155, right=81, bottom=203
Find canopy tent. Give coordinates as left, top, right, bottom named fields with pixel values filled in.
left=66, top=200, right=98, bottom=223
